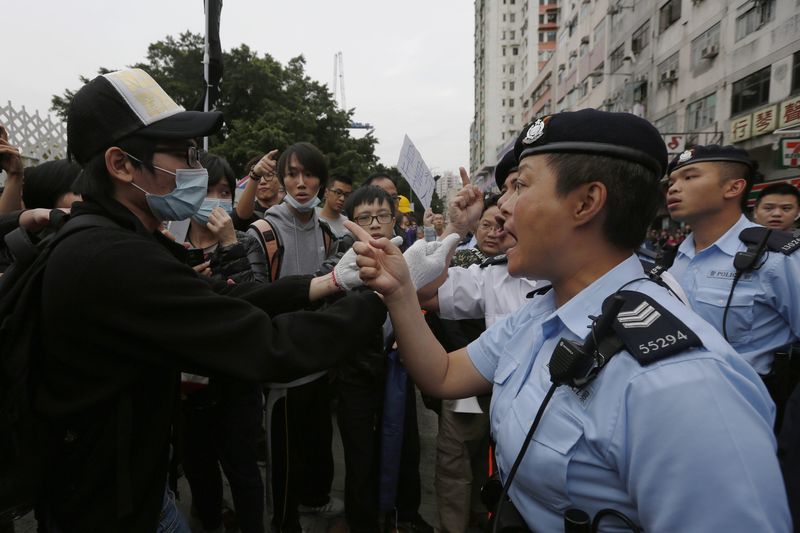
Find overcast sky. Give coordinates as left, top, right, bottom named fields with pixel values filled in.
left=4, top=0, right=474, bottom=173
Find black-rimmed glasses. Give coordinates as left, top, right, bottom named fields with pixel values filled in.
left=354, top=213, right=393, bottom=226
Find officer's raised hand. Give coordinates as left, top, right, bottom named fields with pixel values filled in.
left=446, top=167, right=484, bottom=237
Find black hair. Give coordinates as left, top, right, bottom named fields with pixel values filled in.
left=328, top=175, right=353, bottom=187
left=74, top=135, right=157, bottom=199
left=545, top=153, right=661, bottom=250
left=244, top=153, right=264, bottom=177
left=276, top=142, right=328, bottom=199
left=364, top=172, right=396, bottom=187
left=715, top=161, right=755, bottom=213
left=344, top=185, right=397, bottom=219
left=23, top=159, right=82, bottom=209
left=755, top=182, right=800, bottom=206
left=482, top=194, right=500, bottom=214
left=199, top=152, right=236, bottom=206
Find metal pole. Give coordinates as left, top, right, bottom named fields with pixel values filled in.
left=203, top=0, right=210, bottom=151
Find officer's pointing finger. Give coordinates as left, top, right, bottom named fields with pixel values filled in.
left=459, top=166, right=470, bottom=188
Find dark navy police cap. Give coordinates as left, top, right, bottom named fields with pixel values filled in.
left=494, top=150, right=518, bottom=190
left=513, top=109, right=668, bottom=176
left=666, top=144, right=756, bottom=175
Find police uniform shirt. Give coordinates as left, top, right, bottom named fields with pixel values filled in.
left=467, top=255, right=789, bottom=532
left=669, top=215, right=800, bottom=375
left=438, top=262, right=538, bottom=327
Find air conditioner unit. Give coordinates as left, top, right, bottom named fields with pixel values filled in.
left=660, top=70, right=677, bottom=84
left=701, top=44, right=719, bottom=59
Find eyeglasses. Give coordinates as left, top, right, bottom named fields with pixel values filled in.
left=154, top=145, right=201, bottom=168
left=479, top=221, right=503, bottom=233
left=260, top=172, right=277, bottom=182
left=328, top=188, right=351, bottom=198
left=354, top=212, right=393, bottom=226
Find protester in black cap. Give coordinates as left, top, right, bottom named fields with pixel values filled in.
left=22, top=160, right=82, bottom=209
left=666, top=144, right=800, bottom=431
left=27, top=68, right=385, bottom=532
left=348, top=109, right=788, bottom=531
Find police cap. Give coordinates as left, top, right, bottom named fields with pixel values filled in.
left=667, top=144, right=756, bottom=175
left=494, top=150, right=518, bottom=190
left=513, top=109, right=668, bottom=176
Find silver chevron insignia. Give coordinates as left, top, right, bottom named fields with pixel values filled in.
left=617, top=301, right=660, bottom=328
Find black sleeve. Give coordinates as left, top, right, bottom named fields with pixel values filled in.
left=0, top=210, right=22, bottom=238
left=43, top=228, right=387, bottom=384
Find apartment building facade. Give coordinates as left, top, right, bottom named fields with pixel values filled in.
left=472, top=0, right=800, bottom=190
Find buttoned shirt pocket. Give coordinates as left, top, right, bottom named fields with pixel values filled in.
left=513, top=402, right=584, bottom=512
left=694, top=285, right=757, bottom=345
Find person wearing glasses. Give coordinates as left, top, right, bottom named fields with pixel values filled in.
left=30, top=69, right=387, bottom=533
left=317, top=175, right=353, bottom=237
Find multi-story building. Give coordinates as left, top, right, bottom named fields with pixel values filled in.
left=471, top=0, right=560, bottom=190
left=474, top=0, right=800, bottom=190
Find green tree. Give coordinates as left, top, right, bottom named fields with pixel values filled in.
left=51, top=31, right=379, bottom=178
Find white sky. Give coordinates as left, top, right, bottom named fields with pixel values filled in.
left=4, top=0, right=474, bottom=173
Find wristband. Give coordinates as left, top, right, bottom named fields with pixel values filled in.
left=330, top=269, right=343, bottom=291
left=249, top=166, right=262, bottom=180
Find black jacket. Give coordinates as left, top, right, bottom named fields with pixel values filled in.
left=34, top=196, right=386, bottom=532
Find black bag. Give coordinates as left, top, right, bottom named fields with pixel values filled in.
left=0, top=214, right=118, bottom=520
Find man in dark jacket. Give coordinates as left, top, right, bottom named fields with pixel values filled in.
left=33, top=68, right=385, bottom=533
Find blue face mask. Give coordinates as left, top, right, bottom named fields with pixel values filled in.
left=127, top=159, right=209, bottom=222
left=283, top=192, right=321, bottom=213
left=192, top=197, right=233, bottom=225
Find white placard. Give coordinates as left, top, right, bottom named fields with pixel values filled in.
left=397, top=135, right=435, bottom=209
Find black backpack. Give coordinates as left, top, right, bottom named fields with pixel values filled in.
left=0, top=214, right=118, bottom=520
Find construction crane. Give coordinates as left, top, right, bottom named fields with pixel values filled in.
left=332, top=51, right=374, bottom=131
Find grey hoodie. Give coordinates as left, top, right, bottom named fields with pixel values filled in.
left=262, top=203, right=327, bottom=277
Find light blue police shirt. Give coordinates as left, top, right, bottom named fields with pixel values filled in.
left=669, top=215, right=800, bottom=375
left=467, top=255, right=790, bottom=532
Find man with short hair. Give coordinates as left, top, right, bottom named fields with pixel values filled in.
left=317, top=175, right=353, bottom=237
left=753, top=182, right=800, bottom=232
left=349, top=110, right=789, bottom=531
left=666, top=145, right=800, bottom=427
left=33, top=68, right=385, bottom=532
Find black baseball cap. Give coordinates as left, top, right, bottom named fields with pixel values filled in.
left=514, top=109, right=668, bottom=176
left=67, top=68, right=223, bottom=165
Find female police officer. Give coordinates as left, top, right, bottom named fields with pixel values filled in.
left=346, top=109, right=790, bottom=532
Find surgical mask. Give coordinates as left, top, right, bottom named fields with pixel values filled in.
left=283, top=192, right=321, bottom=213
left=127, top=156, right=209, bottom=221
left=192, top=197, right=233, bottom=225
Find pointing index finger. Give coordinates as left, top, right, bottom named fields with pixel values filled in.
left=459, top=166, right=471, bottom=188
left=344, top=220, right=373, bottom=243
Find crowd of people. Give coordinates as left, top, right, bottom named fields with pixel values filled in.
left=0, top=67, right=799, bottom=533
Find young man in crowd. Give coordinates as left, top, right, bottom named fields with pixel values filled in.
left=665, top=145, right=800, bottom=427
left=30, top=68, right=385, bottom=532
left=753, top=182, right=800, bottom=232
left=247, top=142, right=344, bottom=533
left=232, top=150, right=284, bottom=229
left=348, top=110, right=789, bottom=532
left=317, top=175, right=353, bottom=237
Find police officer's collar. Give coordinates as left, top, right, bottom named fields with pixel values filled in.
left=677, top=215, right=753, bottom=260
left=542, top=255, right=648, bottom=341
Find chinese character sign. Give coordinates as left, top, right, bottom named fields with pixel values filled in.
left=730, top=115, right=752, bottom=143
left=662, top=134, right=686, bottom=154
left=397, top=135, right=435, bottom=209
left=751, top=105, right=777, bottom=137
left=780, top=95, right=800, bottom=128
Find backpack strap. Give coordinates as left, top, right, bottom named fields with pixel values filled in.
left=317, top=218, right=336, bottom=256
left=250, top=218, right=283, bottom=282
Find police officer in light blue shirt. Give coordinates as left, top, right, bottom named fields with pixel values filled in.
left=345, top=109, right=790, bottom=532
left=665, top=145, right=800, bottom=424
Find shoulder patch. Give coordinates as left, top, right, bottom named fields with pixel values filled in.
left=604, top=290, right=702, bottom=365
left=739, top=227, right=800, bottom=256
left=480, top=254, right=508, bottom=268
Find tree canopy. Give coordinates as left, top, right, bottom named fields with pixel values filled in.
left=51, top=31, right=380, bottom=181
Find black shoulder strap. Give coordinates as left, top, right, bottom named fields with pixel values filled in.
left=526, top=284, right=552, bottom=298
left=480, top=253, right=508, bottom=269
left=739, top=226, right=800, bottom=256
left=317, top=218, right=336, bottom=255
left=608, top=290, right=702, bottom=365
